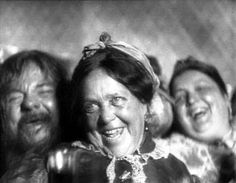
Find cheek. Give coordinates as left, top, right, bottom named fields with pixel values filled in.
left=175, top=105, right=192, bottom=129
left=43, top=99, right=59, bottom=121
left=203, top=93, right=215, bottom=103
left=212, top=96, right=229, bottom=118
left=85, top=113, right=99, bottom=131
left=176, top=104, right=187, bottom=120
left=43, top=99, right=58, bottom=111
left=5, top=106, right=21, bottom=133
left=125, top=103, right=145, bottom=133
left=205, top=93, right=226, bottom=112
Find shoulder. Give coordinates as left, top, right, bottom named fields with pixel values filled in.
left=0, top=154, right=47, bottom=183
left=150, top=137, right=192, bottom=176
left=166, top=133, right=219, bottom=182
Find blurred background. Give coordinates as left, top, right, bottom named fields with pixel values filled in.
left=0, top=0, right=236, bottom=87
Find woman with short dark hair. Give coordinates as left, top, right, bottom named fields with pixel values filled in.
left=168, top=56, right=235, bottom=183
left=47, top=33, right=195, bottom=183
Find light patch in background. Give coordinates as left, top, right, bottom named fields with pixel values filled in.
left=0, top=44, right=19, bottom=63
left=0, top=0, right=235, bottom=85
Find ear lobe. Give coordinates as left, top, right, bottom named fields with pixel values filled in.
left=226, top=83, right=233, bottom=99
left=228, top=103, right=232, bottom=121
left=225, top=94, right=233, bottom=121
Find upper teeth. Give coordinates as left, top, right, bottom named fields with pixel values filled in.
left=195, top=111, right=202, bottom=117
left=103, top=128, right=123, bottom=138
left=191, top=109, right=206, bottom=119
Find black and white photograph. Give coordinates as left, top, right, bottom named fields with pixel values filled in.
left=1, top=0, right=236, bottom=182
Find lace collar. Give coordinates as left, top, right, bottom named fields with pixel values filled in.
left=72, top=133, right=169, bottom=183
left=106, top=134, right=169, bottom=183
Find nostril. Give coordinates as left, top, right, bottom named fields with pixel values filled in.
left=21, top=96, right=40, bottom=110
left=98, top=109, right=116, bottom=125
left=186, top=93, right=198, bottom=106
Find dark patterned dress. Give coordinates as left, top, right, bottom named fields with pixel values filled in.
left=0, top=133, right=195, bottom=183
left=48, top=133, right=195, bottom=183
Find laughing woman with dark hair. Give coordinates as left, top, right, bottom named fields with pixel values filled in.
left=168, top=56, right=236, bottom=183
left=47, top=33, right=195, bottom=183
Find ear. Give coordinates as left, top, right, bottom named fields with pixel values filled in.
left=228, top=101, right=232, bottom=122
left=224, top=91, right=232, bottom=121
left=226, top=83, right=233, bottom=99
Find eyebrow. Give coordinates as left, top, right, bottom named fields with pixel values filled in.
left=106, top=93, right=123, bottom=97
left=174, top=88, right=186, bottom=92
left=36, top=82, right=55, bottom=88
left=83, top=92, right=126, bottom=102
left=7, top=89, right=23, bottom=94
left=173, top=88, right=187, bottom=98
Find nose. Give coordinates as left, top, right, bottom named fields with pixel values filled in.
left=98, top=104, right=115, bottom=125
left=186, top=92, right=199, bottom=106
left=21, top=94, right=40, bottom=111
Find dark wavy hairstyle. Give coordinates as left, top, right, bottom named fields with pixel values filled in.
left=169, top=56, right=227, bottom=97
left=71, top=47, right=155, bottom=141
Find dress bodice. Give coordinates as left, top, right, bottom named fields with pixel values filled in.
left=49, top=133, right=194, bottom=183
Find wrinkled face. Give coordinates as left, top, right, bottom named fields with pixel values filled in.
left=80, top=69, right=147, bottom=157
left=2, top=63, right=59, bottom=152
left=172, top=70, right=230, bottom=143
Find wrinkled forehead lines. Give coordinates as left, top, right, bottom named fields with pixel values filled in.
left=6, top=64, right=55, bottom=90
left=81, top=69, right=130, bottom=99
left=20, top=62, right=51, bottom=79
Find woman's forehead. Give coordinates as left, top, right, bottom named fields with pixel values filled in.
left=173, top=70, right=220, bottom=91
left=81, top=69, right=130, bottom=97
left=176, top=70, right=214, bottom=83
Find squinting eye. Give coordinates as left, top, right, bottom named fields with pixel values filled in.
left=38, top=89, right=55, bottom=98
left=83, top=103, right=99, bottom=113
left=7, top=93, right=24, bottom=105
left=111, top=96, right=126, bottom=106
left=196, top=85, right=211, bottom=93
left=174, top=95, right=186, bottom=105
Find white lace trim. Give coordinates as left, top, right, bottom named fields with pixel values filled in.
left=106, top=138, right=169, bottom=183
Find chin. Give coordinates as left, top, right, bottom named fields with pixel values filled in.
left=192, top=133, right=213, bottom=143
left=34, top=132, right=57, bottom=146
left=106, top=145, right=127, bottom=157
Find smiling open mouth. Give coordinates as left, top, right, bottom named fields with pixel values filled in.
left=26, top=118, right=44, bottom=124
left=102, top=127, right=124, bottom=140
left=193, top=110, right=207, bottom=121
left=21, top=113, right=51, bottom=125
left=189, top=107, right=207, bottom=120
